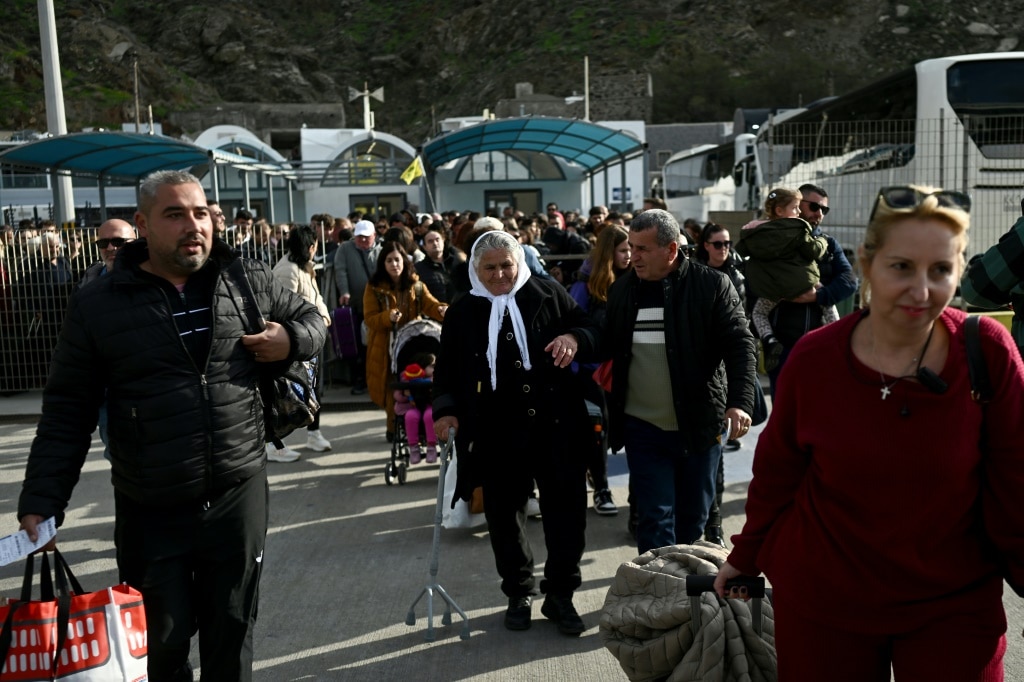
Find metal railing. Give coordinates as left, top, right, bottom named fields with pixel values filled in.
left=756, top=115, right=1024, bottom=259
left=0, top=238, right=347, bottom=394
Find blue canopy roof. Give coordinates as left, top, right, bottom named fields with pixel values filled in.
left=422, top=117, right=645, bottom=172
left=0, top=131, right=292, bottom=181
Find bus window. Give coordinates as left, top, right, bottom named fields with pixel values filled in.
left=947, top=59, right=1024, bottom=158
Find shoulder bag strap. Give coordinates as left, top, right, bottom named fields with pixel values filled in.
left=360, top=247, right=374, bottom=279
left=52, top=549, right=85, bottom=596
left=49, top=550, right=74, bottom=680
left=965, top=315, right=993, bottom=404
left=226, top=260, right=267, bottom=334
left=376, top=287, right=401, bottom=330
left=376, top=288, right=389, bottom=311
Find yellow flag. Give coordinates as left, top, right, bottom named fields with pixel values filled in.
left=400, top=156, right=424, bottom=185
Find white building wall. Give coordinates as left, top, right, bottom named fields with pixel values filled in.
left=588, top=120, right=647, bottom=212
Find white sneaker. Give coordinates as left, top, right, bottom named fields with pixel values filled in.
left=265, top=442, right=300, bottom=463
left=305, top=429, right=332, bottom=452
left=525, top=496, right=541, bottom=518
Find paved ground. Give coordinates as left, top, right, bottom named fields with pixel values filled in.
left=0, top=388, right=1022, bottom=680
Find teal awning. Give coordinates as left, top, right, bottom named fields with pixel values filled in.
left=0, top=131, right=293, bottom=181
left=422, top=117, right=645, bottom=172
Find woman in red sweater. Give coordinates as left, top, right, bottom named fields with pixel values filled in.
left=715, top=185, right=1024, bottom=681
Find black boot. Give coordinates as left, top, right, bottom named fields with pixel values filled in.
left=704, top=525, right=726, bottom=548
left=504, top=596, right=533, bottom=631
left=541, top=594, right=584, bottom=636
left=627, top=499, right=638, bottom=541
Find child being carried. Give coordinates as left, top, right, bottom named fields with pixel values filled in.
left=736, top=187, right=839, bottom=371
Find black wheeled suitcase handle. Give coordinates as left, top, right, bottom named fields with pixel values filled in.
left=686, top=574, right=767, bottom=638
left=685, top=574, right=765, bottom=598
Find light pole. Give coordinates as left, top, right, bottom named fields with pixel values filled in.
left=37, top=0, right=75, bottom=225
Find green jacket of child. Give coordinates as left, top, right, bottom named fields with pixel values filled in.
left=736, top=217, right=828, bottom=301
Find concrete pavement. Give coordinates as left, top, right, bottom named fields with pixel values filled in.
left=1, top=389, right=1022, bottom=680
left=0, top=389, right=710, bottom=681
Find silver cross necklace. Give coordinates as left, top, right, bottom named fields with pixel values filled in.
left=876, top=325, right=935, bottom=400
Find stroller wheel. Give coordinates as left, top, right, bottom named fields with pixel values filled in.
left=385, top=462, right=399, bottom=486
left=397, top=461, right=408, bottom=485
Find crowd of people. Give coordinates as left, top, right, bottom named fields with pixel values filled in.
left=7, top=175, right=1024, bottom=680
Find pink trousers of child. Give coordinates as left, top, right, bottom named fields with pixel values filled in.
left=405, top=406, right=435, bottom=446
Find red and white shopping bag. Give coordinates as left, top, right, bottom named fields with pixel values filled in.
left=0, top=551, right=147, bottom=681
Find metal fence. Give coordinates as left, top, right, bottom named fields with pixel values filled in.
left=0, top=236, right=350, bottom=395
left=757, top=115, right=1024, bottom=260
left=2, top=236, right=86, bottom=393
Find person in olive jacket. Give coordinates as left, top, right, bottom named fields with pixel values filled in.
left=433, top=230, right=599, bottom=636
left=17, top=170, right=326, bottom=682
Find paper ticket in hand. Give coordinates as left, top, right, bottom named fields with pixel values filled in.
left=0, top=517, right=57, bottom=566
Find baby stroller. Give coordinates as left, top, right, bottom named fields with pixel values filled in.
left=385, top=318, right=443, bottom=485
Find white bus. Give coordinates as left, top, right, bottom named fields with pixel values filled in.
left=755, top=52, right=1024, bottom=258
left=660, top=134, right=759, bottom=224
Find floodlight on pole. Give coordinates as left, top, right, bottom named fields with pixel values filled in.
left=349, top=82, right=384, bottom=131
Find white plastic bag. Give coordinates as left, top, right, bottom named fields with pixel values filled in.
left=441, top=448, right=486, bottom=529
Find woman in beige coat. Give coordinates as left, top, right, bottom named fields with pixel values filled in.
left=270, top=224, right=333, bottom=460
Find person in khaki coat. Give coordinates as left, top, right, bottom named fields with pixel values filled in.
left=271, top=224, right=333, bottom=456
left=363, top=240, right=446, bottom=438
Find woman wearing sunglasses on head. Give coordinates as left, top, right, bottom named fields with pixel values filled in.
left=715, top=185, right=1024, bottom=680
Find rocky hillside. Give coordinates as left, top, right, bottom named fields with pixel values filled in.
left=1, top=0, right=1021, bottom=144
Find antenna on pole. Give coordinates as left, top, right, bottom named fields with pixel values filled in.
left=132, top=50, right=141, bottom=131
left=349, top=82, right=385, bottom=131
left=584, top=55, right=590, bottom=122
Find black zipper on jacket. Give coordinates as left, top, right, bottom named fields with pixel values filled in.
left=168, top=287, right=215, bottom=504
left=182, top=289, right=216, bottom=505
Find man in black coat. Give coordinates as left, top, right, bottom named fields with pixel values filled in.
left=601, top=209, right=755, bottom=554
left=413, top=228, right=458, bottom=303
left=18, top=170, right=326, bottom=682
left=542, top=225, right=590, bottom=281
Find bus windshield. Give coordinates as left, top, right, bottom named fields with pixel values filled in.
left=947, top=59, right=1024, bottom=158
left=947, top=59, right=1024, bottom=113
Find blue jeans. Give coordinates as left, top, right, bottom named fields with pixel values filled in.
left=767, top=345, right=793, bottom=401
left=98, top=401, right=111, bottom=462
left=624, top=416, right=722, bottom=554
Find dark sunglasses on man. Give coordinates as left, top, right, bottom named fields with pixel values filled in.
left=869, top=186, right=971, bottom=221
left=706, top=240, right=732, bottom=250
left=96, top=237, right=133, bottom=249
left=800, top=199, right=830, bottom=216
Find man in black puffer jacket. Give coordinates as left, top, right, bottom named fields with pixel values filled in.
left=601, top=209, right=756, bottom=555
left=17, top=170, right=326, bottom=682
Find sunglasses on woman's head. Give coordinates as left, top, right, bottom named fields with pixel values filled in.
left=870, top=186, right=971, bottom=221
left=706, top=240, right=732, bottom=250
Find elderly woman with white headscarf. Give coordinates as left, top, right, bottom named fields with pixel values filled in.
left=433, top=230, right=599, bottom=637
